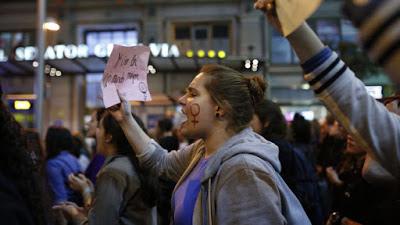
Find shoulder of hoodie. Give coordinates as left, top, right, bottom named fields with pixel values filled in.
left=217, top=134, right=279, bottom=178
left=98, top=156, right=140, bottom=185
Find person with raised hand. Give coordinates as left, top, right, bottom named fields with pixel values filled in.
left=54, top=112, right=157, bottom=225
left=254, top=0, right=400, bottom=179
left=109, top=64, right=310, bottom=225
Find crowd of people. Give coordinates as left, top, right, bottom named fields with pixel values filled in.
left=1, top=0, right=399, bottom=224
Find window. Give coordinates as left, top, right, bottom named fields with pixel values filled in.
left=270, top=29, right=298, bottom=64
left=212, top=25, right=230, bottom=53
left=173, top=23, right=231, bottom=54
left=315, top=19, right=340, bottom=49
left=0, top=31, right=34, bottom=59
left=341, top=20, right=358, bottom=42
left=270, top=18, right=358, bottom=64
left=86, top=73, right=103, bottom=108
left=84, top=28, right=138, bottom=55
left=175, top=27, right=190, bottom=39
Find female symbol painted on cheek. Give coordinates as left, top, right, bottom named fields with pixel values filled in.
left=189, top=103, right=200, bottom=126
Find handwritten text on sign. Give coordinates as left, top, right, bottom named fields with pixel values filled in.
left=101, top=45, right=151, bottom=108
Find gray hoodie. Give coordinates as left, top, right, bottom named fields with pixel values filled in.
left=138, top=128, right=310, bottom=225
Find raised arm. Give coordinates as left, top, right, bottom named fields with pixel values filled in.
left=109, top=96, right=151, bottom=155
left=108, top=95, right=199, bottom=181
left=255, top=0, right=400, bottom=178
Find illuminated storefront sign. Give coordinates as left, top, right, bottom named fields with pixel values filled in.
left=14, top=100, right=32, bottom=110
left=0, top=43, right=181, bottom=62
left=0, top=43, right=227, bottom=61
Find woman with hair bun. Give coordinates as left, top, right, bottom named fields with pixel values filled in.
left=110, top=64, right=310, bottom=225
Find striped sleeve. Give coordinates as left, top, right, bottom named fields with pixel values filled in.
left=358, top=0, right=400, bottom=65
left=301, top=48, right=400, bottom=179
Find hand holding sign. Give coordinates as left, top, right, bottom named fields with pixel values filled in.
left=254, top=0, right=322, bottom=37
left=101, top=45, right=151, bottom=108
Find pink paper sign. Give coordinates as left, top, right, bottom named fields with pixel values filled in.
left=101, top=44, right=151, bottom=108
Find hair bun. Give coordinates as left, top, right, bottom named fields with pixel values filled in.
left=246, top=76, right=266, bottom=107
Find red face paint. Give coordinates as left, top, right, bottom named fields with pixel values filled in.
left=189, top=103, right=200, bottom=126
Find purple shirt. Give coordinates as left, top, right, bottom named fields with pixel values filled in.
left=173, top=157, right=209, bottom=225
left=84, top=153, right=105, bottom=185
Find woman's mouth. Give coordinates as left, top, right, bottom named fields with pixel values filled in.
left=180, top=109, right=188, bottom=125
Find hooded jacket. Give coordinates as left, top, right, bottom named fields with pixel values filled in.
left=138, top=128, right=310, bottom=225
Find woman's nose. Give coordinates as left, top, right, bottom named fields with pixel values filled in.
left=178, top=95, right=186, bottom=106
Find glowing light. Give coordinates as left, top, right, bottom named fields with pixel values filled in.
left=245, top=63, right=251, bottom=69
left=186, top=50, right=194, bottom=58
left=301, top=83, right=310, bottom=90
left=43, top=18, right=60, bottom=31
left=217, top=50, right=226, bottom=59
left=32, top=61, right=38, bottom=67
left=50, top=68, right=56, bottom=76
left=251, top=64, right=258, bottom=72
left=55, top=71, right=62, bottom=76
left=252, top=59, right=259, bottom=65
left=148, top=65, right=156, bottom=74
left=14, top=100, right=31, bottom=110
left=207, top=50, right=216, bottom=58
left=197, top=50, right=205, bottom=58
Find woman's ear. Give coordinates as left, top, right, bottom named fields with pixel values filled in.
left=214, top=105, right=225, bottom=118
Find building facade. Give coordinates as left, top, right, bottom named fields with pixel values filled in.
left=0, top=0, right=386, bottom=133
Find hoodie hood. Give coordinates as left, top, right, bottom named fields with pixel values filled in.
left=202, top=127, right=280, bottom=182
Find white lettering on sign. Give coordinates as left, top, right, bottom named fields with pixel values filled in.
left=149, top=43, right=180, bottom=58
left=77, top=45, right=89, bottom=58
left=54, top=45, right=65, bottom=59
left=15, top=47, right=25, bottom=60
left=24, top=46, right=36, bottom=61
left=45, top=46, right=56, bottom=59
left=0, top=49, right=8, bottom=62
left=64, top=45, right=78, bottom=59
left=94, top=44, right=107, bottom=58
left=169, top=44, right=180, bottom=57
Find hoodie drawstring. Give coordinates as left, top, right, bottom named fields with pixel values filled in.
left=207, top=179, right=213, bottom=225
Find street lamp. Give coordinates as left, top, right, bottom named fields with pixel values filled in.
left=43, top=17, right=60, bottom=31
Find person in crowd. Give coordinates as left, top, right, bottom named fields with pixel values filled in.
left=154, top=117, right=179, bottom=225
left=109, top=64, right=310, bottom=225
left=325, top=133, right=368, bottom=225
left=316, top=118, right=347, bottom=174
left=24, top=128, right=45, bottom=171
left=84, top=108, right=106, bottom=184
left=314, top=118, right=348, bottom=220
left=326, top=131, right=400, bottom=225
left=0, top=84, right=47, bottom=225
left=45, top=126, right=82, bottom=205
left=254, top=0, right=400, bottom=179
left=54, top=112, right=157, bottom=225
left=290, top=113, right=316, bottom=164
left=251, top=99, right=323, bottom=225
left=156, top=117, right=180, bottom=151
left=72, top=133, right=91, bottom=172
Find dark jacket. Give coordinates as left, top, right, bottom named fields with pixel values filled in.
left=0, top=172, right=34, bottom=225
